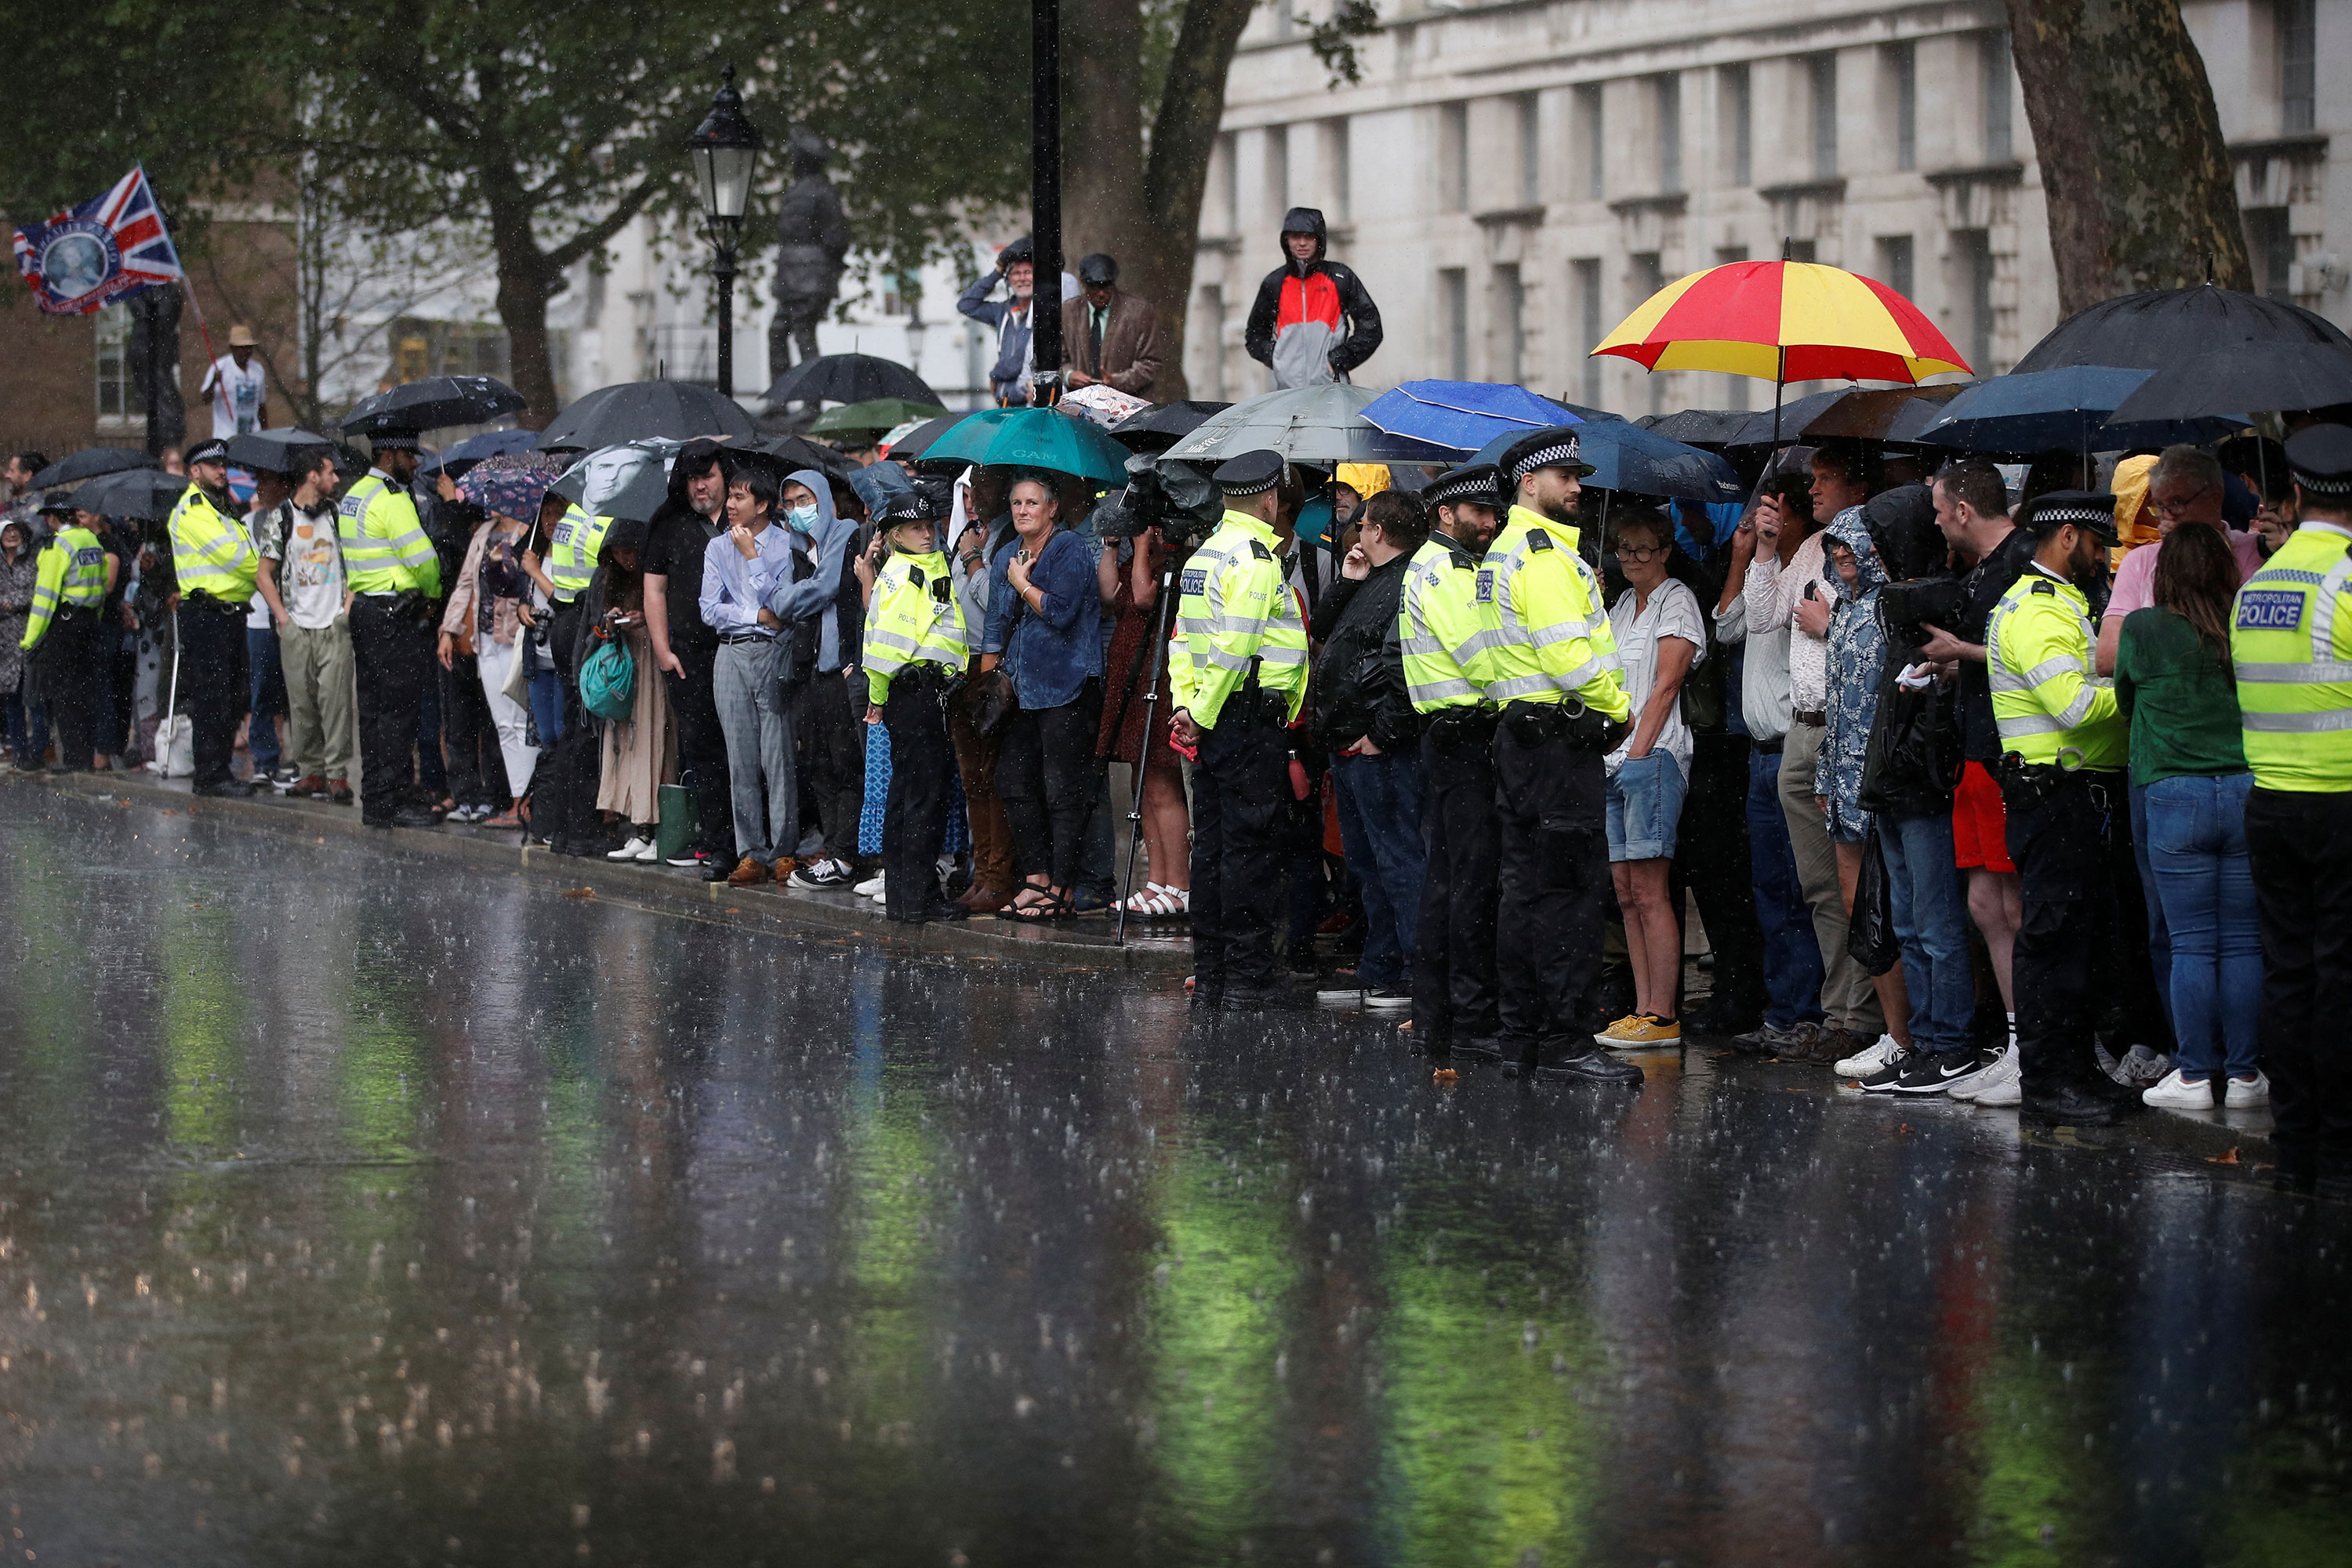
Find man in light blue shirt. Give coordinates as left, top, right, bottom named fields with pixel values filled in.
left=699, top=466, right=800, bottom=884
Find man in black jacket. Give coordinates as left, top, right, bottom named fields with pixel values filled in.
left=1244, top=208, right=1383, bottom=390
left=1309, top=489, right=1428, bottom=1010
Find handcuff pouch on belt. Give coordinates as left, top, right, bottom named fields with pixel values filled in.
left=1502, top=698, right=1628, bottom=753
left=1427, top=705, right=1496, bottom=754
left=1994, top=748, right=2111, bottom=813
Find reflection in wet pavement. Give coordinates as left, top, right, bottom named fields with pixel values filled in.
left=1, top=789, right=2347, bottom=1566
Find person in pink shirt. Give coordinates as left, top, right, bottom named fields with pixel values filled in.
left=2096, top=446, right=2264, bottom=676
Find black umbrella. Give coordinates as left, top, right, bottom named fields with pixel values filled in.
left=1800, top=383, right=1971, bottom=442
left=762, top=353, right=939, bottom=408
left=1725, top=389, right=1853, bottom=448
left=2015, top=284, right=2352, bottom=375
left=539, top=381, right=757, bottom=450
left=68, top=469, right=187, bottom=521
left=733, top=433, right=857, bottom=481
left=1106, top=400, right=1232, bottom=452
left=2107, top=341, right=2352, bottom=423
left=224, top=427, right=336, bottom=472
left=1637, top=409, right=1750, bottom=448
left=29, top=447, right=150, bottom=490
left=882, top=414, right=963, bottom=462
left=339, top=375, right=526, bottom=436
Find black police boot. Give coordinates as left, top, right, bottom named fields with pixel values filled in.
left=1450, top=1035, right=1504, bottom=1062
left=1534, top=1037, right=1646, bottom=1085
left=2020, top=1079, right=2134, bottom=1127
left=388, top=804, right=439, bottom=829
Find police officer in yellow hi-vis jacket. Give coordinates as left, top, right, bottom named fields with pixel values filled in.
left=1170, top=449, right=1311, bottom=1010
left=863, top=485, right=971, bottom=925
left=339, top=433, right=441, bottom=828
left=1399, top=461, right=1506, bottom=1057
left=1987, top=490, right=2143, bottom=1128
left=1477, top=428, right=1642, bottom=1084
left=169, top=439, right=260, bottom=797
left=18, top=497, right=114, bottom=774
left=2234, top=424, right=2352, bottom=1193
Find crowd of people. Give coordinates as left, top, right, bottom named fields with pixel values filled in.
left=4, top=303, right=2348, bottom=1185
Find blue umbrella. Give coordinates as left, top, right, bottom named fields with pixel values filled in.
left=1914, top=367, right=2246, bottom=453
left=423, top=428, right=537, bottom=477
left=1360, top=380, right=1581, bottom=452
left=1465, top=419, right=1744, bottom=504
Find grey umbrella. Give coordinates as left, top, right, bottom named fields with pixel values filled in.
left=339, top=375, right=526, bottom=437
left=68, top=469, right=187, bottom=521
left=539, top=381, right=757, bottom=450
left=224, top=427, right=336, bottom=472
left=2107, top=341, right=2352, bottom=423
left=1161, top=384, right=1456, bottom=465
left=29, top=447, right=151, bottom=490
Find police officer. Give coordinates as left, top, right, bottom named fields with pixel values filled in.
left=530, top=495, right=621, bottom=853
left=2234, top=424, right=2352, bottom=1192
left=1478, top=428, right=1642, bottom=1084
left=862, top=486, right=971, bottom=924
left=1170, top=449, right=1312, bottom=1010
left=1986, top=490, right=2140, bottom=1126
left=339, top=433, right=441, bottom=829
left=169, top=439, right=260, bottom=797
left=1399, top=461, right=1505, bottom=1058
left=17, top=497, right=114, bottom=773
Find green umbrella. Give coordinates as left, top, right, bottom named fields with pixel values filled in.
left=808, top=397, right=949, bottom=435
left=923, top=406, right=1131, bottom=483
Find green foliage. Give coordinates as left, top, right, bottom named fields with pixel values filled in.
left=1308, top=0, right=1382, bottom=88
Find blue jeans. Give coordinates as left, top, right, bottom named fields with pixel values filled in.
left=5, top=690, right=47, bottom=768
left=528, top=666, right=565, bottom=748
left=2128, top=784, right=2174, bottom=1037
left=1748, top=746, right=1824, bottom=1030
left=1333, top=750, right=1428, bottom=989
left=246, top=624, right=285, bottom=773
left=1877, top=811, right=1976, bottom=1057
left=2142, top=772, right=2261, bottom=1080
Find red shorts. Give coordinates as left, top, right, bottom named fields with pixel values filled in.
left=1951, top=760, right=2014, bottom=873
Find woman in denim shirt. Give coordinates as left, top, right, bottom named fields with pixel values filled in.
left=982, top=471, right=1102, bottom=919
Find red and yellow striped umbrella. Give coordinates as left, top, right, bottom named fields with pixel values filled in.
left=1593, top=260, right=1971, bottom=383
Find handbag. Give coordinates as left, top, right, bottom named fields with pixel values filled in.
left=499, top=635, right=532, bottom=708
left=579, top=630, right=637, bottom=720
left=967, top=665, right=1015, bottom=737
left=1847, top=822, right=1901, bottom=978
left=1858, top=666, right=1962, bottom=817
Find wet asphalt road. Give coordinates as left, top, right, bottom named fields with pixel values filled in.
left=0, top=786, right=2347, bottom=1567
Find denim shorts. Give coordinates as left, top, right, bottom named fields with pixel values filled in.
left=1606, top=750, right=1688, bottom=862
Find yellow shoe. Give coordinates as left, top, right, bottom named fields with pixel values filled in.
left=1600, top=1014, right=1683, bottom=1049
left=1592, top=1012, right=1643, bottom=1044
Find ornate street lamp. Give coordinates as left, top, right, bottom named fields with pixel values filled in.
left=687, top=64, right=762, bottom=398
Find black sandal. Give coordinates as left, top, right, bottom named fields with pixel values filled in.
left=1000, top=888, right=1075, bottom=923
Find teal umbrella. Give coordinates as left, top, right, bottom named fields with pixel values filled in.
left=922, top=406, right=1131, bottom=482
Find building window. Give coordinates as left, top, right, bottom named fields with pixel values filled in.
left=1519, top=93, right=1541, bottom=206
left=1889, top=42, right=1917, bottom=172
left=1722, top=65, right=1751, bottom=188
left=1811, top=54, right=1839, bottom=179
left=1495, top=263, right=1526, bottom=383
left=1440, top=268, right=1468, bottom=379
left=2282, top=0, right=2317, bottom=133
left=1655, top=74, right=1682, bottom=194
left=1439, top=102, right=1468, bottom=213
left=1983, top=31, right=2013, bottom=162
left=1956, top=229, right=1994, bottom=371
left=1267, top=124, right=1292, bottom=222
left=1573, top=257, right=1603, bottom=404
left=96, top=305, right=141, bottom=423
left=1878, top=234, right=1915, bottom=299
left=1577, top=85, right=1604, bottom=200
left=1217, top=133, right=1238, bottom=234
left=1325, top=118, right=1352, bottom=221
left=2249, top=208, right=2296, bottom=299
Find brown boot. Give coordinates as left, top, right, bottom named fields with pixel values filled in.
left=960, top=884, right=1013, bottom=913
left=771, top=856, right=797, bottom=883
left=726, top=855, right=768, bottom=887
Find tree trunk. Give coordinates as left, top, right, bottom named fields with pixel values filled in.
left=2006, top=0, right=2251, bottom=314
left=485, top=171, right=560, bottom=428
left=1058, top=0, right=1256, bottom=404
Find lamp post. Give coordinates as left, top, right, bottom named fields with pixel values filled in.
left=687, top=64, right=762, bottom=399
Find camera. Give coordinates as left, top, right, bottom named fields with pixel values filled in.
left=1094, top=452, right=1221, bottom=552
left=1879, top=575, right=1967, bottom=641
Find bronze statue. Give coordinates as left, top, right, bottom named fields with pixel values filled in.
left=768, top=127, right=849, bottom=378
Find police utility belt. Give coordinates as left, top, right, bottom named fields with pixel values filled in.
left=895, top=662, right=964, bottom=697
left=1500, top=697, right=1627, bottom=753
left=183, top=590, right=249, bottom=617
left=1994, top=748, right=2118, bottom=811
left=1424, top=703, right=1498, bottom=753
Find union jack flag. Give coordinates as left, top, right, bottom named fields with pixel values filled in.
left=12, top=165, right=183, bottom=316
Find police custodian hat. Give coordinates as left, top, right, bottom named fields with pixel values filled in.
left=1213, top=449, right=1286, bottom=497
left=2287, top=423, right=2352, bottom=500
left=880, top=486, right=942, bottom=524
left=1497, top=425, right=1595, bottom=484
left=2018, top=489, right=2120, bottom=543
left=1425, top=463, right=1504, bottom=511
left=184, top=438, right=230, bottom=466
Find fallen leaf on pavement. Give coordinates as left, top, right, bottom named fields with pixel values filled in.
left=562, top=887, right=595, bottom=899
left=2207, top=1146, right=2241, bottom=1165
left=1432, top=1068, right=1459, bottom=1084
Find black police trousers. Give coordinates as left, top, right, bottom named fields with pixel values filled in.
left=1413, top=714, right=1501, bottom=1044
left=1189, top=701, right=1290, bottom=995
left=535, top=599, right=608, bottom=853
left=1676, top=732, right=1767, bottom=1025
left=2002, top=767, right=2128, bottom=1102
left=2247, top=786, right=2352, bottom=1185
left=350, top=593, right=430, bottom=823
left=664, top=637, right=734, bottom=860
left=35, top=608, right=103, bottom=772
left=880, top=672, right=956, bottom=919
left=1493, top=717, right=1611, bottom=1050
left=177, top=600, right=249, bottom=791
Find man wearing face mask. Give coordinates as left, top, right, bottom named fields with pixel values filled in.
left=643, top=441, right=735, bottom=877
left=766, top=469, right=867, bottom=890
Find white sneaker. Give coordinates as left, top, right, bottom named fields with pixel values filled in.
left=1964, top=1046, right=2022, bottom=1107
left=869, top=875, right=887, bottom=905
left=632, top=838, right=659, bottom=862
left=1835, top=1033, right=1905, bottom=1077
left=607, top=836, right=653, bottom=862
left=853, top=872, right=886, bottom=898
left=2225, top=1071, right=2271, bottom=1108
left=2119, top=1044, right=2173, bottom=1087
left=2142, top=1069, right=2218, bottom=1110
left=1939, top=1049, right=2007, bottom=1100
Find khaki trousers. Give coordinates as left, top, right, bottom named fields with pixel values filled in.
left=1778, top=717, right=1883, bottom=1035
left=279, top=616, right=354, bottom=782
